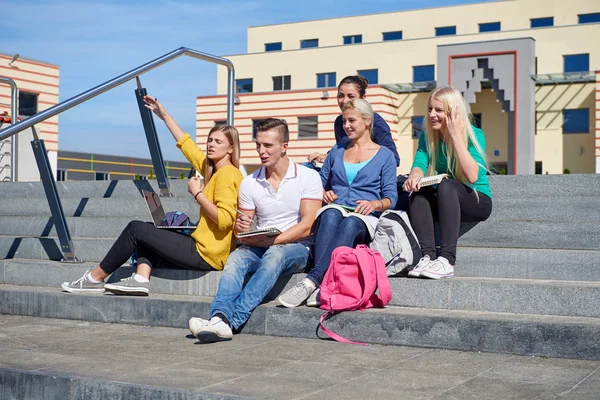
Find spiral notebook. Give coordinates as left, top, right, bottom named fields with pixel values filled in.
left=419, top=173, right=449, bottom=187
left=237, top=228, right=282, bottom=238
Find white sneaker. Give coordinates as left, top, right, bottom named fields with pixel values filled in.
left=188, top=317, right=210, bottom=336
left=420, top=257, right=455, bottom=279
left=194, top=316, right=233, bottom=342
left=408, top=255, right=433, bottom=278
left=278, top=279, right=316, bottom=308
left=306, top=288, right=320, bottom=307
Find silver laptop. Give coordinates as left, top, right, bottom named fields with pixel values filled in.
left=142, top=190, right=197, bottom=230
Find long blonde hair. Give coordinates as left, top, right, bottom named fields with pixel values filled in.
left=423, top=86, right=490, bottom=184
left=203, top=124, right=241, bottom=183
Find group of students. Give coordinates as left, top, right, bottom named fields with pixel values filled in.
left=61, top=76, right=492, bottom=343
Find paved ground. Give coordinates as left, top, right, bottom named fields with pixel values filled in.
left=1, top=315, right=599, bottom=400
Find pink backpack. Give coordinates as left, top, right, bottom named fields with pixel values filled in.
left=319, top=244, right=392, bottom=345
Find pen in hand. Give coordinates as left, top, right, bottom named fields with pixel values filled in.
left=234, top=208, right=252, bottom=222
left=408, top=176, right=422, bottom=197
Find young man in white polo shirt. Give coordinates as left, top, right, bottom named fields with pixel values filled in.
left=189, top=118, right=323, bottom=342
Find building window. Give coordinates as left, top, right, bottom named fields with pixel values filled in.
left=300, top=39, right=318, bottom=49
left=411, top=116, right=424, bottom=139
left=343, top=35, right=362, bottom=45
left=317, top=72, right=336, bottom=88
left=95, top=172, right=109, bottom=181
left=578, top=13, right=600, bottom=24
left=357, top=69, right=378, bottom=85
left=383, top=31, right=403, bottom=41
left=479, top=22, right=501, bottom=32
left=563, top=109, right=589, bottom=134
left=214, top=120, right=227, bottom=127
left=413, top=65, right=435, bottom=82
left=56, top=170, right=67, bottom=181
left=435, top=26, right=456, bottom=36
left=472, top=113, right=482, bottom=129
left=18, top=91, right=38, bottom=117
left=530, top=17, right=553, bottom=28
left=298, top=116, right=318, bottom=139
left=564, top=54, right=589, bottom=73
left=273, top=75, right=291, bottom=91
left=235, top=78, right=253, bottom=93
left=265, top=42, right=282, bottom=52
left=252, top=119, right=265, bottom=139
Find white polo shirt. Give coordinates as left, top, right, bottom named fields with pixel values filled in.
left=238, top=160, right=323, bottom=233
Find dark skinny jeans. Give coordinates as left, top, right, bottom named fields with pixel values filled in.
left=408, top=179, right=492, bottom=265
left=99, top=220, right=213, bottom=274
left=307, top=209, right=369, bottom=286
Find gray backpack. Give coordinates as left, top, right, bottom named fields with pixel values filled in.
left=370, top=210, right=422, bottom=277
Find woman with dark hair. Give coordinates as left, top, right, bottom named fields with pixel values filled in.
left=61, top=96, right=243, bottom=295
left=307, top=75, right=400, bottom=167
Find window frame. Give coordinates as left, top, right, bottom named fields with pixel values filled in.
left=317, top=72, right=336, bottom=88
left=382, top=31, right=403, bottom=41
left=297, top=116, right=319, bottom=140
left=235, top=78, right=253, bottom=93
left=530, top=17, right=554, bottom=28
left=435, top=26, right=456, bottom=36
left=479, top=22, right=501, bottom=32
left=272, top=75, right=291, bottom=91
left=413, top=65, right=435, bottom=83
left=265, top=42, right=282, bottom=52
left=343, top=34, right=362, bottom=45
left=18, top=91, right=38, bottom=117
left=357, top=69, right=378, bottom=85
left=563, top=54, right=589, bottom=73
left=578, top=13, right=600, bottom=24
left=300, top=39, right=319, bottom=49
left=562, top=109, right=590, bottom=134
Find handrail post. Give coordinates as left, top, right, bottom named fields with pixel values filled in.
left=226, top=66, right=235, bottom=125
left=0, top=77, right=18, bottom=181
left=30, top=127, right=80, bottom=262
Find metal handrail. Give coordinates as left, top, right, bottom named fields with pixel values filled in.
left=0, top=47, right=236, bottom=142
left=0, top=77, right=18, bottom=181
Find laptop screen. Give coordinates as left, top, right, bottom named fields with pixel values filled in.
left=142, top=190, right=166, bottom=227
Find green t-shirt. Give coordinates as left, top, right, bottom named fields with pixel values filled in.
left=411, top=126, right=492, bottom=198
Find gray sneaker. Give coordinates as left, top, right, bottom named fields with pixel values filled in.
left=61, top=270, right=105, bottom=294
left=278, top=280, right=316, bottom=308
left=104, top=273, right=149, bottom=295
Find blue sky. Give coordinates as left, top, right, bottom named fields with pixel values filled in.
left=0, top=0, right=493, bottom=161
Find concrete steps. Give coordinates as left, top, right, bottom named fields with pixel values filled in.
left=1, top=285, right=599, bottom=361
left=1, top=174, right=599, bottom=363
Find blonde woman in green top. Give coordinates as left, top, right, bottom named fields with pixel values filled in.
left=403, top=86, right=492, bottom=279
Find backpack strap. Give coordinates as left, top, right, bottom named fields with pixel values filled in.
left=366, top=247, right=393, bottom=308
left=319, top=311, right=368, bottom=346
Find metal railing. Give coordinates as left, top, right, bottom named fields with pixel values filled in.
left=0, top=47, right=236, bottom=262
left=0, top=47, right=236, bottom=141
left=0, top=77, right=18, bottom=181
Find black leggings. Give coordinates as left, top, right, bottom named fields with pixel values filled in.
left=408, top=179, right=492, bottom=264
left=99, top=221, right=214, bottom=274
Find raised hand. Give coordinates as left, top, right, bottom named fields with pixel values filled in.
left=445, top=107, right=465, bottom=141
left=143, top=95, right=168, bottom=121
left=187, top=176, right=204, bottom=197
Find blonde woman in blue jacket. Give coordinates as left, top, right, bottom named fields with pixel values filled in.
left=278, top=99, right=397, bottom=307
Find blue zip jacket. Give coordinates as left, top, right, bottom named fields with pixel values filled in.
left=320, top=137, right=398, bottom=215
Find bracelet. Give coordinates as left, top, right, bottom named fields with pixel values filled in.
left=193, top=191, right=202, bottom=200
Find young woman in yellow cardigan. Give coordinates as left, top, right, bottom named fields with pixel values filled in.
left=61, top=96, right=243, bottom=295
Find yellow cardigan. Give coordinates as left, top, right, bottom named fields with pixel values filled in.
left=177, top=134, right=243, bottom=270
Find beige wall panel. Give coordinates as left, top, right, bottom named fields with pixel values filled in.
left=246, top=0, right=598, bottom=53
left=220, top=24, right=600, bottom=94
left=471, top=89, right=509, bottom=164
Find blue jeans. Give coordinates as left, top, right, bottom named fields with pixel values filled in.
left=210, top=243, right=310, bottom=330
left=307, top=209, right=369, bottom=286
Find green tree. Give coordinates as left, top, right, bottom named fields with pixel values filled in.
left=180, top=172, right=185, bottom=180
left=148, top=169, right=155, bottom=179
left=134, top=173, right=141, bottom=180
left=563, top=168, right=571, bottom=174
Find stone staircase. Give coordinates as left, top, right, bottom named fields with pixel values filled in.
left=1, top=175, right=600, bottom=362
